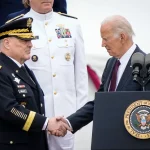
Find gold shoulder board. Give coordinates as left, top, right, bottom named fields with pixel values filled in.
left=5, top=14, right=24, bottom=24
left=58, top=12, right=78, bottom=19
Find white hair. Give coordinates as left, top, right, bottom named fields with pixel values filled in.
left=0, top=40, right=2, bottom=50
left=101, top=15, right=135, bottom=38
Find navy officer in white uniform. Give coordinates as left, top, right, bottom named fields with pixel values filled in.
left=22, top=0, right=88, bottom=150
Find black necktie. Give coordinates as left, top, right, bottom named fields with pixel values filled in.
left=21, top=66, right=35, bottom=84
left=21, top=66, right=30, bottom=77
left=109, top=60, right=120, bottom=91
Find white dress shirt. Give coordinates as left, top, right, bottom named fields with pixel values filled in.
left=116, top=43, right=136, bottom=89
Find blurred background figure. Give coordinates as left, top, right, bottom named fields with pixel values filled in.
left=0, top=0, right=67, bottom=26
left=0, top=0, right=24, bottom=26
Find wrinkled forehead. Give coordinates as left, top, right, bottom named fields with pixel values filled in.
left=101, top=22, right=114, bottom=33
left=4, top=37, right=27, bottom=44
left=101, top=25, right=114, bottom=38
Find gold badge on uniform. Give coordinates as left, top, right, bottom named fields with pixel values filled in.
left=27, top=18, right=32, bottom=27
left=21, top=102, right=27, bottom=108
left=65, top=53, right=71, bottom=61
left=31, top=55, right=38, bottom=62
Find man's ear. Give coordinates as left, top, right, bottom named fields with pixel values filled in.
left=3, top=38, right=10, bottom=50
left=120, top=33, right=126, bottom=43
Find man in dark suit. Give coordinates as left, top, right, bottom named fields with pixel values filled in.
left=0, top=17, right=71, bottom=150
left=54, top=15, right=149, bottom=134
left=5, top=0, right=67, bottom=23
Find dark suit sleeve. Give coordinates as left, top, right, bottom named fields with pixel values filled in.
left=67, top=58, right=112, bottom=133
left=6, top=13, right=15, bottom=22
left=0, top=0, right=24, bottom=26
left=53, top=0, right=67, bottom=13
left=6, top=8, right=30, bottom=23
left=67, top=101, right=94, bottom=133
left=0, top=71, right=46, bottom=132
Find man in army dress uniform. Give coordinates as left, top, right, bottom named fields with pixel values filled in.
left=0, top=17, right=71, bottom=150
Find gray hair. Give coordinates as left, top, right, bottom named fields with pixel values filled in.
left=0, top=40, right=2, bottom=47
left=22, top=0, right=30, bottom=8
left=0, top=40, right=3, bottom=51
left=101, top=15, right=135, bottom=38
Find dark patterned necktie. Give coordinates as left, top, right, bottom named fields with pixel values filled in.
left=21, top=66, right=35, bottom=84
left=109, top=60, right=120, bottom=91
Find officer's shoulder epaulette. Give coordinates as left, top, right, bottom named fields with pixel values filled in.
left=58, top=12, right=78, bottom=19
left=5, top=14, right=24, bottom=24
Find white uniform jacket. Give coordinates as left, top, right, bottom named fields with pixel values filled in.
left=24, top=9, right=88, bottom=118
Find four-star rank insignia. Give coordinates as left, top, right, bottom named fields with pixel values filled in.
left=31, top=55, right=38, bottom=62
left=65, top=53, right=71, bottom=61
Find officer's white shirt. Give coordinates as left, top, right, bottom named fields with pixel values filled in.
left=24, top=9, right=88, bottom=119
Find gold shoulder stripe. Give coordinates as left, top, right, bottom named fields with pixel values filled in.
left=23, top=111, right=36, bottom=131
left=5, top=14, right=24, bottom=24
left=58, top=12, right=78, bottom=19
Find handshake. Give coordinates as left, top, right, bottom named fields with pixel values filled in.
left=46, top=116, right=72, bottom=137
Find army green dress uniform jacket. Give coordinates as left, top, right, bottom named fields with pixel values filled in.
left=0, top=53, right=48, bottom=150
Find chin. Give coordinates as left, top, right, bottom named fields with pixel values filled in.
left=25, top=55, right=30, bottom=60
left=42, top=3, right=52, bottom=9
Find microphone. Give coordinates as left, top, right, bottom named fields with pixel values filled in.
left=131, top=52, right=145, bottom=79
left=145, top=53, right=150, bottom=75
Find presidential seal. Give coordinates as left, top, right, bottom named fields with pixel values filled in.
left=124, top=100, right=150, bottom=139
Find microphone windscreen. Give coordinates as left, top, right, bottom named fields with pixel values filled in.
left=131, top=52, right=145, bottom=69
left=145, top=53, right=150, bottom=68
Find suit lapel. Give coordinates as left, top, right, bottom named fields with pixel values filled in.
left=116, top=45, right=142, bottom=91
left=116, top=60, right=132, bottom=90
left=104, top=58, right=117, bottom=91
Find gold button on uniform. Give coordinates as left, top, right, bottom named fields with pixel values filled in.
left=16, top=70, right=18, bottom=73
left=10, top=141, right=13, bottom=144
left=23, top=94, right=25, bottom=97
left=53, top=74, right=56, bottom=77
left=51, top=56, right=54, bottom=59
left=42, top=114, right=44, bottom=116
left=49, top=39, right=52, bottom=42
left=41, top=103, right=43, bottom=107
left=54, top=91, right=57, bottom=95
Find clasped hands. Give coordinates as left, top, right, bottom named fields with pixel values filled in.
left=46, top=116, right=72, bottom=137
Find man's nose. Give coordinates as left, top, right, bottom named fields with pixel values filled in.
left=101, top=39, right=106, bottom=47
left=28, top=41, right=33, bottom=47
